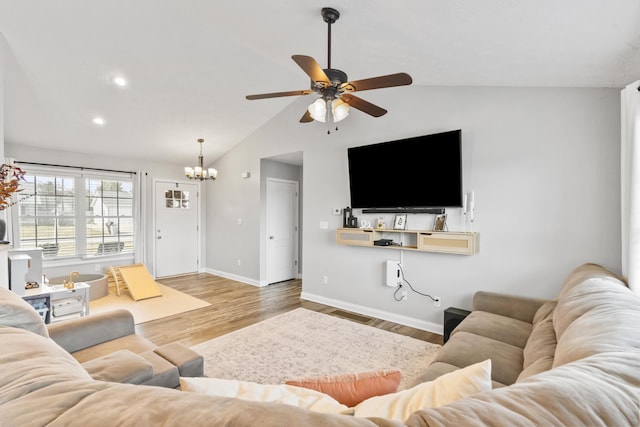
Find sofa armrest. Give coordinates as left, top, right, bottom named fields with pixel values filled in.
left=48, top=309, right=136, bottom=353
left=473, top=292, right=549, bottom=323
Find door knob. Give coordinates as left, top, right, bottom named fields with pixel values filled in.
left=269, top=236, right=275, bottom=240
left=157, top=236, right=162, bottom=240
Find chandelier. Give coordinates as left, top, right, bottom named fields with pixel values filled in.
left=184, top=138, right=218, bottom=181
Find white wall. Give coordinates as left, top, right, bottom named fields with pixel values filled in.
left=4, top=143, right=202, bottom=279
left=206, top=85, right=621, bottom=333
left=0, top=35, right=7, bottom=287
left=0, top=34, right=5, bottom=161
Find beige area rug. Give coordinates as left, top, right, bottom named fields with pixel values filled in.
left=90, top=284, right=210, bottom=324
left=192, top=308, right=441, bottom=390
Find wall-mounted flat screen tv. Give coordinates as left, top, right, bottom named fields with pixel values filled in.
left=347, top=129, right=462, bottom=210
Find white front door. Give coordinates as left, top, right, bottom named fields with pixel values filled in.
left=266, top=178, right=299, bottom=284
left=154, top=181, right=199, bottom=278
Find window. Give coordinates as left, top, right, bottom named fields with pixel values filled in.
left=17, top=166, right=135, bottom=259
left=86, top=178, right=134, bottom=255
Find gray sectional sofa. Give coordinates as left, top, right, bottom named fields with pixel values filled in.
left=47, top=308, right=203, bottom=388
left=1, top=263, right=639, bottom=426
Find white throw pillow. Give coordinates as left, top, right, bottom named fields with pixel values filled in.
left=180, top=377, right=349, bottom=414
left=353, top=359, right=492, bottom=421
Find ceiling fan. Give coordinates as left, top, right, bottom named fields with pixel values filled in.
left=245, top=7, right=413, bottom=125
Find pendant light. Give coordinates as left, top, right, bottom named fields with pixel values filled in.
left=184, top=138, right=218, bottom=181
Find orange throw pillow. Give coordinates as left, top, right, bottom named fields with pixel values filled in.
left=285, top=370, right=402, bottom=407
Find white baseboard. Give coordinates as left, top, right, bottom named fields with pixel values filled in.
left=204, top=268, right=265, bottom=287
left=300, top=291, right=443, bottom=335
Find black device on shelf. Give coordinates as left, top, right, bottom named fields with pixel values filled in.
left=348, top=129, right=463, bottom=211
left=374, top=239, right=394, bottom=246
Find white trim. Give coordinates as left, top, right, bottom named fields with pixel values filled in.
left=42, top=254, right=134, bottom=269
left=300, top=291, right=443, bottom=335
left=204, top=268, right=264, bottom=287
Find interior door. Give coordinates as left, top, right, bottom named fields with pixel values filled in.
left=266, top=178, right=299, bottom=284
left=154, top=181, right=199, bottom=277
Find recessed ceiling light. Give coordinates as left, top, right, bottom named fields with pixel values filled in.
left=113, top=76, right=127, bottom=87
left=92, top=117, right=105, bottom=126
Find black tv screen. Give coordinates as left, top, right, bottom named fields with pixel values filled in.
left=348, top=130, right=462, bottom=209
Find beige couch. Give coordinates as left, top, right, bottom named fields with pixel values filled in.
left=1, top=263, right=639, bottom=426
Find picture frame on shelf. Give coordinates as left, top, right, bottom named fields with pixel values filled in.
left=433, top=214, right=447, bottom=231
left=393, top=214, right=407, bottom=230
left=376, top=217, right=386, bottom=229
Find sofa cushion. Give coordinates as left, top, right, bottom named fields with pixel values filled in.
left=413, top=361, right=460, bottom=385
left=556, top=263, right=624, bottom=302
left=472, top=291, right=548, bottom=323
left=82, top=350, right=154, bottom=384
left=408, top=351, right=640, bottom=427
left=180, top=377, right=349, bottom=414
left=154, top=342, right=204, bottom=377
left=517, top=355, right=554, bottom=382
left=521, top=301, right=557, bottom=371
left=285, top=370, right=402, bottom=407
left=0, top=288, right=48, bottom=338
left=554, top=277, right=640, bottom=368
left=432, top=331, right=523, bottom=386
left=138, top=350, right=180, bottom=388
left=0, top=326, right=90, bottom=403
left=1, top=375, right=391, bottom=426
left=532, top=300, right=557, bottom=324
left=451, top=311, right=532, bottom=348
left=353, top=359, right=492, bottom=422
left=70, top=333, right=157, bottom=363
left=554, top=272, right=628, bottom=341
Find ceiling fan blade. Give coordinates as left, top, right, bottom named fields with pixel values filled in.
left=292, top=55, right=331, bottom=84
left=246, top=89, right=313, bottom=100
left=342, top=73, right=412, bottom=92
left=341, top=94, right=387, bottom=117
left=300, top=110, right=314, bottom=123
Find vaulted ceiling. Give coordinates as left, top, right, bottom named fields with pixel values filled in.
left=1, top=1, right=639, bottom=165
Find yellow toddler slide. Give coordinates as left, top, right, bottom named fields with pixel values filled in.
left=109, top=263, right=163, bottom=301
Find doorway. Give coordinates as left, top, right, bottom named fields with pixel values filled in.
left=153, top=180, right=199, bottom=278
left=265, top=178, right=299, bottom=284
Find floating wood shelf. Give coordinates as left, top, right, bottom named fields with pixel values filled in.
left=336, top=228, right=479, bottom=255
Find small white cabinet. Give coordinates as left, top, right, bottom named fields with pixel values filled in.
left=24, top=283, right=90, bottom=323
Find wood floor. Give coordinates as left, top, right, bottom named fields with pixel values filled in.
left=135, top=273, right=443, bottom=348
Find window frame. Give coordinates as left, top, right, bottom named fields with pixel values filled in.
left=13, top=164, right=137, bottom=266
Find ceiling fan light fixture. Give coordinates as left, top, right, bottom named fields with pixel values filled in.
left=245, top=7, right=412, bottom=127
left=331, top=98, right=349, bottom=122
left=308, top=98, right=327, bottom=122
